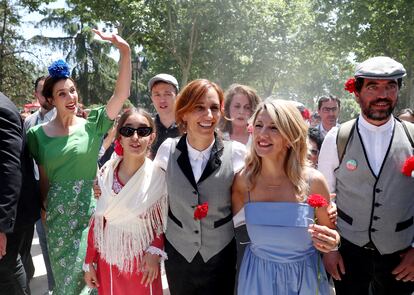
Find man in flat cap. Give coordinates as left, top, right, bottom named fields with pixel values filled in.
left=318, top=56, right=414, bottom=294
left=147, top=73, right=180, bottom=158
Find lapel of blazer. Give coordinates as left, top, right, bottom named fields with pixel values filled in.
left=198, top=133, right=224, bottom=184
left=176, top=134, right=198, bottom=190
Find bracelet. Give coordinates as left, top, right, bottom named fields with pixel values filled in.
left=82, top=263, right=90, bottom=272
left=330, top=239, right=341, bottom=252
left=82, top=262, right=96, bottom=272
left=146, top=246, right=168, bottom=261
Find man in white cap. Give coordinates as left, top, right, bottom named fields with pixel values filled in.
left=148, top=73, right=180, bottom=158
left=319, top=56, right=414, bottom=294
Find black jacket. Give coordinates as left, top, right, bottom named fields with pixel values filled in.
left=0, top=92, right=40, bottom=233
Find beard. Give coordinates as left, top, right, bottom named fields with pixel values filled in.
left=361, top=97, right=397, bottom=121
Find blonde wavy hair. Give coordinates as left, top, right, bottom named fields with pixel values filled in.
left=245, top=99, right=310, bottom=199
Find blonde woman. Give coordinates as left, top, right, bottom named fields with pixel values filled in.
left=232, top=99, right=339, bottom=294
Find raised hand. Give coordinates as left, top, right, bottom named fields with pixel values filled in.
left=92, top=29, right=130, bottom=53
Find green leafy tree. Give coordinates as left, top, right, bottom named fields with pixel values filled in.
left=0, top=0, right=44, bottom=106
left=313, top=0, right=414, bottom=109
left=31, top=4, right=120, bottom=106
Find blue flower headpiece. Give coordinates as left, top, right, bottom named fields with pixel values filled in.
left=48, top=59, right=71, bottom=79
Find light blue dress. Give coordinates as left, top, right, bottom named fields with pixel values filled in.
left=237, top=201, right=330, bottom=295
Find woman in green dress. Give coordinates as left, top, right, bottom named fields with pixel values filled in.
left=27, top=29, right=131, bottom=295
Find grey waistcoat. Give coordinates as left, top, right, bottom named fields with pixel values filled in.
left=335, top=118, right=414, bottom=254
left=165, top=135, right=235, bottom=262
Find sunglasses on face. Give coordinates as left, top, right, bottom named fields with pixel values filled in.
left=119, top=126, right=153, bottom=138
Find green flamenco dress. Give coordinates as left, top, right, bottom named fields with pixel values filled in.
left=27, top=106, right=113, bottom=295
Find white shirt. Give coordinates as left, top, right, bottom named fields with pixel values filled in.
left=317, top=122, right=340, bottom=139
left=318, top=114, right=394, bottom=192
left=154, top=137, right=246, bottom=177
left=24, top=108, right=56, bottom=131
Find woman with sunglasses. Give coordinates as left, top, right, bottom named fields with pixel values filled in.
left=84, top=108, right=168, bottom=295
left=26, top=30, right=131, bottom=294
left=154, top=79, right=246, bottom=294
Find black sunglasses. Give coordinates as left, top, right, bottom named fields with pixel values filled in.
left=119, top=126, right=153, bottom=138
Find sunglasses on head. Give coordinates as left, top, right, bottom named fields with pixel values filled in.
left=119, top=126, right=153, bottom=138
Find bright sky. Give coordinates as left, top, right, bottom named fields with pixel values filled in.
left=18, top=0, right=66, bottom=69
left=18, top=0, right=119, bottom=71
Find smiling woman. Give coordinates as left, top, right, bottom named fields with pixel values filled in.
left=153, top=79, right=247, bottom=294
left=83, top=108, right=167, bottom=295
left=26, top=29, right=131, bottom=295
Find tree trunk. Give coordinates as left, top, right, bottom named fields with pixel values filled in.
left=0, top=0, right=9, bottom=91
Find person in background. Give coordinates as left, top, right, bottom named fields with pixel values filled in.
left=24, top=76, right=56, bottom=294
left=220, top=84, right=261, bottom=145
left=154, top=79, right=246, bottom=294
left=25, top=76, right=56, bottom=130
left=26, top=30, right=131, bottom=295
left=316, top=95, right=341, bottom=139
left=319, top=56, right=414, bottom=294
left=233, top=99, right=339, bottom=294
left=310, top=111, right=321, bottom=128
left=398, top=108, right=414, bottom=123
left=148, top=74, right=180, bottom=159
left=308, top=127, right=323, bottom=168
left=84, top=108, right=167, bottom=295
left=219, top=84, right=261, bottom=288
left=0, top=92, right=40, bottom=295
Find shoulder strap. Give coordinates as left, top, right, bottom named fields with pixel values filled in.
left=336, top=119, right=357, bottom=163
left=400, top=120, right=414, bottom=148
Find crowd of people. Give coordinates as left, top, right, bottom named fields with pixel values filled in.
left=0, top=30, right=413, bottom=295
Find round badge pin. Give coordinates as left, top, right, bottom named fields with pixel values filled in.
left=346, top=159, right=357, bottom=171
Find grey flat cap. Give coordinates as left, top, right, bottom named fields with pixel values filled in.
left=148, top=73, right=179, bottom=92
left=355, top=56, right=406, bottom=79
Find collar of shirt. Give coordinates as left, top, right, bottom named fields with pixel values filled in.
left=36, top=108, right=56, bottom=125
left=358, top=114, right=394, bottom=133
left=319, top=122, right=340, bottom=137
left=186, top=137, right=215, bottom=162
left=186, top=137, right=215, bottom=183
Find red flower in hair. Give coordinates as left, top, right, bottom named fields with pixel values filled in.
left=247, top=124, right=253, bottom=134
left=194, top=202, right=209, bottom=220
left=402, top=156, right=414, bottom=177
left=301, top=108, right=311, bottom=121
left=114, top=139, right=124, bottom=156
left=307, top=194, right=329, bottom=208
left=344, top=78, right=356, bottom=94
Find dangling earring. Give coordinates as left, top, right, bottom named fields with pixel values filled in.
left=114, top=139, right=124, bottom=156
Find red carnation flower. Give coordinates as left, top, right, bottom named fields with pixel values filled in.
left=344, top=78, right=356, bottom=94
left=114, top=139, right=124, bottom=156
left=307, top=194, right=329, bottom=208
left=301, top=108, right=311, bottom=121
left=247, top=124, right=253, bottom=134
left=402, top=156, right=414, bottom=177
left=194, top=202, right=209, bottom=220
